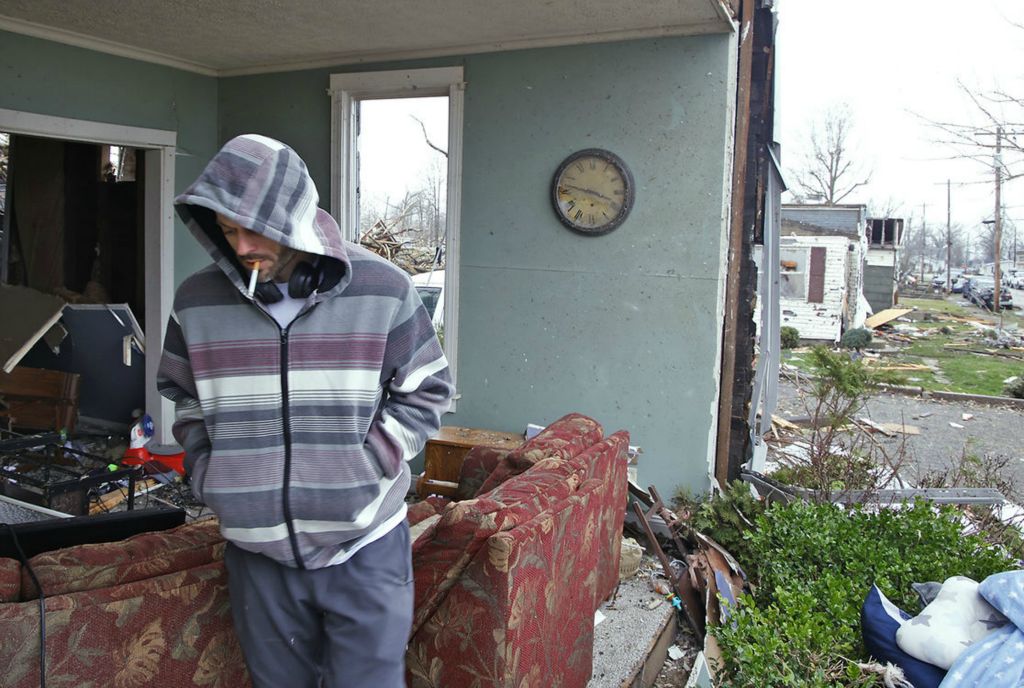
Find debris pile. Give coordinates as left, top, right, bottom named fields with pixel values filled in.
left=359, top=219, right=442, bottom=274
left=625, top=484, right=748, bottom=685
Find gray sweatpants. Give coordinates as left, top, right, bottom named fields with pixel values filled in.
left=223, top=522, right=413, bottom=688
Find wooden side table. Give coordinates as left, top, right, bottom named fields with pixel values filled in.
left=417, top=426, right=523, bottom=499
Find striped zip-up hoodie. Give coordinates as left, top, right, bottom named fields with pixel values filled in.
left=158, top=134, right=453, bottom=569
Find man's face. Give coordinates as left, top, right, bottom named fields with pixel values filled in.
left=216, top=213, right=297, bottom=283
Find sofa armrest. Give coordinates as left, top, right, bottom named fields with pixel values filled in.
left=475, top=413, right=603, bottom=496
left=408, top=478, right=607, bottom=688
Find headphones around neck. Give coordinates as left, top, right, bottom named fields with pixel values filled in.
left=254, top=260, right=322, bottom=303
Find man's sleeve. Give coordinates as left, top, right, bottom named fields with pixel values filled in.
left=157, top=310, right=212, bottom=501
left=365, top=286, right=455, bottom=478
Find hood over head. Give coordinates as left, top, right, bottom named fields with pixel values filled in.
left=174, top=134, right=348, bottom=294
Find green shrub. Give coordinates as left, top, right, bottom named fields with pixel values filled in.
left=1004, top=377, right=1024, bottom=399
left=711, top=499, right=1016, bottom=687
left=688, top=481, right=766, bottom=575
left=840, top=327, right=872, bottom=350
left=781, top=326, right=800, bottom=349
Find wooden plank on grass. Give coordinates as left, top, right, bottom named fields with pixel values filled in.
left=864, top=308, right=913, bottom=329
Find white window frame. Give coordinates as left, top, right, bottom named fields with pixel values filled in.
left=0, top=108, right=177, bottom=443
left=328, top=67, right=464, bottom=409
left=779, top=246, right=809, bottom=301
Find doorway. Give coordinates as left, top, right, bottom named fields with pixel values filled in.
left=0, top=109, right=176, bottom=441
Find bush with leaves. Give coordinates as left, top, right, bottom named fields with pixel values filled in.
left=681, top=481, right=766, bottom=576
left=781, top=326, right=801, bottom=349
left=840, top=327, right=872, bottom=350
left=1004, top=377, right=1024, bottom=399
left=711, top=499, right=1016, bottom=687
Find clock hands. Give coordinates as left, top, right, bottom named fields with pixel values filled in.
left=563, top=183, right=614, bottom=203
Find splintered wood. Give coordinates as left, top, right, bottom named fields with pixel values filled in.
left=359, top=220, right=441, bottom=274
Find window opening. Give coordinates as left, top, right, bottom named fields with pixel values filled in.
left=779, top=247, right=808, bottom=300
left=357, top=96, right=448, bottom=342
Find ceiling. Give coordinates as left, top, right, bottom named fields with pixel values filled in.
left=0, top=0, right=736, bottom=76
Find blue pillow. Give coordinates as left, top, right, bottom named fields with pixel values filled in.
left=860, top=584, right=946, bottom=688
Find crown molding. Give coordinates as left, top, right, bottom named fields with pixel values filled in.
left=219, top=20, right=732, bottom=77
left=0, top=13, right=732, bottom=79
left=0, top=14, right=218, bottom=76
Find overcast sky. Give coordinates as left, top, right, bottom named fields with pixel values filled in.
left=359, top=96, right=448, bottom=222
left=776, top=0, right=1023, bottom=239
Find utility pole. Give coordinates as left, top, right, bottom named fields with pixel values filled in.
left=994, top=126, right=1003, bottom=311
left=946, top=179, right=952, bottom=292
left=920, top=203, right=926, bottom=284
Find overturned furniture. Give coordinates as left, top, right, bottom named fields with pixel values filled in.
left=407, top=413, right=629, bottom=688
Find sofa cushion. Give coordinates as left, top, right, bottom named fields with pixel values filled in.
left=407, top=499, right=444, bottom=527
left=454, top=445, right=514, bottom=501
left=22, top=518, right=224, bottom=599
left=412, top=496, right=506, bottom=634
left=475, top=413, right=602, bottom=495
left=409, top=514, right=441, bottom=543
left=0, top=557, right=20, bottom=602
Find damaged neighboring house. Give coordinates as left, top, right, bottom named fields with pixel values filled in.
left=864, top=216, right=905, bottom=314
left=755, top=204, right=868, bottom=342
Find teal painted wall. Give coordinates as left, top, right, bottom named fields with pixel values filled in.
left=1, top=31, right=735, bottom=495
left=457, top=37, right=733, bottom=495
left=218, top=35, right=735, bottom=495
left=0, top=30, right=219, bottom=284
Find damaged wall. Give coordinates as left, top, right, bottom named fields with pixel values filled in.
left=217, top=34, right=738, bottom=496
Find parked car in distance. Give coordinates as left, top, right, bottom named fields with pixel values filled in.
left=951, top=276, right=964, bottom=293
left=967, top=276, right=1013, bottom=311
left=411, top=269, right=445, bottom=329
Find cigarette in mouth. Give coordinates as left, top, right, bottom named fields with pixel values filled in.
left=247, top=261, right=260, bottom=298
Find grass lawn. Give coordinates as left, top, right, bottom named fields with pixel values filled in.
left=783, top=295, right=1023, bottom=397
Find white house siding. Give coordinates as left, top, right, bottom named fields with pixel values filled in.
left=866, top=248, right=896, bottom=267
left=776, top=235, right=850, bottom=341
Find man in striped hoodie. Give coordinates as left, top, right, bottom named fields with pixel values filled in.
left=158, top=134, right=453, bottom=687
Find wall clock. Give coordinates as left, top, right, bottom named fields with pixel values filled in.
left=551, top=148, right=634, bottom=236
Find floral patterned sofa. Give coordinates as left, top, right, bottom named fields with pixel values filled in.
left=406, top=413, right=630, bottom=688
left=0, top=517, right=249, bottom=688
left=0, top=413, right=628, bottom=688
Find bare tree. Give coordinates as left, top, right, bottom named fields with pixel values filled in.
left=867, top=196, right=904, bottom=220
left=792, top=105, right=871, bottom=205
left=925, top=79, right=1024, bottom=183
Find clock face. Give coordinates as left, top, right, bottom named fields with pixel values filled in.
left=552, top=149, right=634, bottom=235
